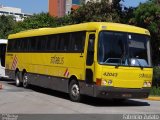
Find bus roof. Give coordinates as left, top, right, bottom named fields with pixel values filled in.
left=8, top=22, right=150, bottom=39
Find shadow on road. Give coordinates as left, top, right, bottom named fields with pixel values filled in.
left=0, top=78, right=14, bottom=82
left=1, top=78, right=150, bottom=107
left=81, top=96, right=150, bottom=107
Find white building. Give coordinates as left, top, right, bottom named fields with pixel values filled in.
left=0, top=4, right=32, bottom=21
left=66, top=0, right=72, bottom=14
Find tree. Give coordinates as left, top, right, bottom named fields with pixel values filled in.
left=121, top=7, right=135, bottom=24
left=112, top=0, right=123, bottom=17
left=70, top=0, right=121, bottom=23
left=14, top=13, right=58, bottom=33
left=0, top=15, right=16, bottom=39
left=0, top=0, right=124, bottom=38
left=130, top=0, right=160, bottom=64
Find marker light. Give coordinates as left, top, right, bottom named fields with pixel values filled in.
left=102, top=26, right=107, bottom=29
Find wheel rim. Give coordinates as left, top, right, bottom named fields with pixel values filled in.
left=71, top=84, right=80, bottom=98
left=16, top=76, right=20, bottom=86
left=23, top=74, right=28, bottom=87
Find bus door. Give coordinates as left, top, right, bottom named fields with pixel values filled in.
left=0, top=44, right=7, bottom=77
left=83, top=32, right=96, bottom=95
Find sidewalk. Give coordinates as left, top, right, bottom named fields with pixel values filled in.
left=146, top=96, right=160, bottom=101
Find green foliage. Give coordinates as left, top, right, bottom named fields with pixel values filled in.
left=0, top=0, right=123, bottom=38
left=133, top=1, right=160, bottom=29
left=150, top=86, right=160, bottom=96
left=70, top=0, right=120, bottom=23
left=153, top=66, right=160, bottom=87
left=121, top=7, right=135, bottom=24
left=56, top=15, right=72, bottom=26
left=129, top=0, right=160, bottom=64
left=153, top=66, right=160, bottom=80
left=13, top=13, right=58, bottom=33
left=0, top=15, right=16, bottom=39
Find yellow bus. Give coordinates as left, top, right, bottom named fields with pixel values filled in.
left=5, top=22, right=153, bottom=102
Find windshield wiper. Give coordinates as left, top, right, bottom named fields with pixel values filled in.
left=115, top=63, right=120, bottom=68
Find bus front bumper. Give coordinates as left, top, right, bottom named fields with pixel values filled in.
left=94, top=86, right=151, bottom=99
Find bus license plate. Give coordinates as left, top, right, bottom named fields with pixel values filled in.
left=122, top=93, right=132, bottom=97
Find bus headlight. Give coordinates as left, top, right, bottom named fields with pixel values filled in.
left=143, top=82, right=147, bottom=87
left=143, top=81, right=152, bottom=87
left=101, top=80, right=107, bottom=86
left=147, top=82, right=152, bottom=87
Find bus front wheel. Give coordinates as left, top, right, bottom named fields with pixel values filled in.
left=15, top=71, right=22, bottom=87
left=69, top=80, right=81, bottom=102
left=23, top=72, right=29, bottom=88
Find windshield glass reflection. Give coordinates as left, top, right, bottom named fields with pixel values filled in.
left=98, top=31, right=151, bottom=67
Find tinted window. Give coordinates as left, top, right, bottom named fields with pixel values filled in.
left=19, top=38, right=29, bottom=51
left=70, top=32, right=86, bottom=52
left=98, top=31, right=128, bottom=65
left=0, top=44, right=6, bottom=67
left=7, top=39, right=16, bottom=52
left=128, top=34, right=151, bottom=67
left=47, top=35, right=57, bottom=51
left=28, top=37, right=36, bottom=51
left=7, top=31, right=86, bottom=53
left=58, top=33, right=70, bottom=51
left=98, top=31, right=151, bottom=67
left=36, top=36, right=47, bottom=51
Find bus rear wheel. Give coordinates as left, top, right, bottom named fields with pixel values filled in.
left=69, top=80, right=81, bottom=102
left=23, top=72, right=29, bottom=88
left=15, top=71, right=21, bottom=87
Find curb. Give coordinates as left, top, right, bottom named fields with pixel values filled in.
left=145, top=96, right=160, bottom=101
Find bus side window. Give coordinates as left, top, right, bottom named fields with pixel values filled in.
left=59, top=33, right=70, bottom=51
left=86, top=34, right=95, bottom=66
left=0, top=44, right=6, bottom=67
left=28, top=37, right=37, bottom=51
left=8, top=39, right=16, bottom=52
left=71, top=32, right=85, bottom=52
left=36, top=36, right=47, bottom=51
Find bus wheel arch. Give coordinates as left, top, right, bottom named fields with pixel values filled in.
left=68, top=75, right=78, bottom=86
left=68, top=75, right=81, bottom=102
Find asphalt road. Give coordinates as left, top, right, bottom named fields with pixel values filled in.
left=0, top=78, right=160, bottom=114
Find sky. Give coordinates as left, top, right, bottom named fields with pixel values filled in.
left=122, top=0, right=147, bottom=7
left=0, top=0, right=147, bottom=14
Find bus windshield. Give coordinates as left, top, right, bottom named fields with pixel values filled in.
left=98, top=31, right=151, bottom=67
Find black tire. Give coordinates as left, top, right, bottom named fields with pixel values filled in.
left=23, top=72, right=29, bottom=88
left=15, top=71, right=22, bottom=87
left=69, top=80, right=81, bottom=102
